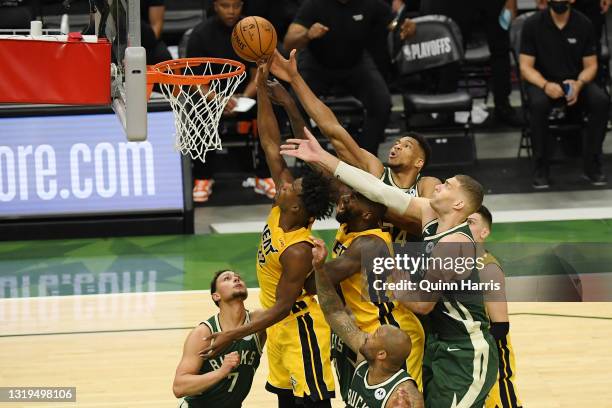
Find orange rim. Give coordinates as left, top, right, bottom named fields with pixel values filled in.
left=146, top=57, right=246, bottom=86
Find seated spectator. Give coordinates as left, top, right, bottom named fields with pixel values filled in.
left=536, top=0, right=610, bottom=51
left=520, top=0, right=609, bottom=188
left=0, top=0, right=32, bottom=29
left=141, top=0, right=172, bottom=65
left=283, top=0, right=415, bottom=155
left=186, top=0, right=274, bottom=203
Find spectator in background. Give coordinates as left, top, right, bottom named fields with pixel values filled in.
left=536, top=0, right=609, bottom=50
left=0, top=0, right=32, bottom=29
left=242, top=0, right=303, bottom=50
left=520, top=0, right=609, bottom=188
left=141, top=0, right=172, bottom=65
left=420, top=0, right=523, bottom=126
left=186, top=0, right=274, bottom=203
left=283, top=0, right=416, bottom=155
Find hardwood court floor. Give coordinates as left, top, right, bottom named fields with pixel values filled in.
left=1, top=292, right=611, bottom=407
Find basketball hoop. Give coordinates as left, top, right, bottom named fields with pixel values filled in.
left=147, top=57, right=246, bottom=162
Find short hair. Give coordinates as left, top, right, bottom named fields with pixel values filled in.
left=476, top=205, right=493, bottom=229
left=405, top=132, right=432, bottom=170
left=210, top=269, right=232, bottom=307
left=300, top=168, right=334, bottom=220
left=456, top=174, right=484, bottom=214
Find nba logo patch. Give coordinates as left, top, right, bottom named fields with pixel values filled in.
left=290, top=375, right=297, bottom=390
left=425, top=241, right=435, bottom=254
left=375, top=388, right=386, bottom=400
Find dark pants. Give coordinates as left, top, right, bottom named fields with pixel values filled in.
left=527, top=83, right=609, bottom=175
left=420, top=0, right=512, bottom=107
left=298, top=50, right=391, bottom=154
left=141, top=21, right=172, bottom=65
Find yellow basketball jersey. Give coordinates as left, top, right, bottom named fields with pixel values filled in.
left=256, top=206, right=315, bottom=317
left=331, top=224, right=395, bottom=331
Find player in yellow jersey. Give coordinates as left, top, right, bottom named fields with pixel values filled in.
left=201, top=63, right=335, bottom=408
left=468, top=206, right=523, bottom=408
left=325, top=186, right=425, bottom=402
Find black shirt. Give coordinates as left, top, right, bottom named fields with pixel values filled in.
left=186, top=15, right=252, bottom=93
left=293, top=0, right=393, bottom=69
left=521, top=9, right=597, bottom=83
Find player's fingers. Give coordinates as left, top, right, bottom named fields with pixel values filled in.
left=289, top=49, right=297, bottom=61
left=285, top=138, right=305, bottom=145
left=303, top=127, right=317, bottom=141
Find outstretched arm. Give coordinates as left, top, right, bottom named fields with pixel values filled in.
left=270, top=49, right=383, bottom=175
left=263, top=77, right=308, bottom=140
left=256, top=64, right=294, bottom=188
left=311, top=238, right=367, bottom=357
left=199, top=242, right=312, bottom=358
left=280, top=130, right=436, bottom=227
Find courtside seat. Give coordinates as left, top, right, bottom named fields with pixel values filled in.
left=403, top=92, right=472, bottom=114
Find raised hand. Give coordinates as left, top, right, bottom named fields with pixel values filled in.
left=269, top=49, right=299, bottom=83
left=310, top=237, right=328, bottom=270
left=280, top=127, right=325, bottom=163
left=265, top=79, right=294, bottom=106
left=199, top=331, right=235, bottom=359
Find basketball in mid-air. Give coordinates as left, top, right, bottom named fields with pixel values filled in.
left=231, top=16, right=277, bottom=62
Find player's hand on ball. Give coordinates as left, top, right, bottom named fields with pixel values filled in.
left=280, top=127, right=325, bottom=162
left=200, top=331, right=234, bottom=359
left=307, top=22, right=329, bottom=40
left=220, top=351, right=241, bottom=374
left=310, top=237, right=328, bottom=270
left=269, top=49, right=298, bottom=83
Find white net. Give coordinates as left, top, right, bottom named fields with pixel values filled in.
left=152, top=59, right=246, bottom=162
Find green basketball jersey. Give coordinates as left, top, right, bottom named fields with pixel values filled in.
left=346, top=360, right=413, bottom=408
left=380, top=166, right=421, bottom=245
left=184, top=311, right=263, bottom=408
left=421, top=220, right=490, bottom=340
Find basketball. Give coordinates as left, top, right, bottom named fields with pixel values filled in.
left=231, top=16, right=277, bottom=63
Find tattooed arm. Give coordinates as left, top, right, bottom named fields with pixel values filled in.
left=311, top=237, right=368, bottom=360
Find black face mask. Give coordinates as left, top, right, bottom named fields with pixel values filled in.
left=549, top=0, right=570, bottom=14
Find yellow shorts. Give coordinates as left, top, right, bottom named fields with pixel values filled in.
left=485, top=334, right=523, bottom=408
left=265, top=301, right=335, bottom=402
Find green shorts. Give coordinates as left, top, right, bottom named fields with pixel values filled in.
left=423, top=334, right=498, bottom=408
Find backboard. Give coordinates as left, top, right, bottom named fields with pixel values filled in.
left=97, top=0, right=148, bottom=141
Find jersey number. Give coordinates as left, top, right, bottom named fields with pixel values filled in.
left=227, top=372, right=239, bottom=392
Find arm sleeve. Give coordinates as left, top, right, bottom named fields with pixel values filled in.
left=520, top=17, right=537, bottom=56
left=293, top=0, right=317, bottom=28
left=334, top=161, right=411, bottom=214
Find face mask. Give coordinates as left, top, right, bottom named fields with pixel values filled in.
left=549, top=0, right=570, bottom=14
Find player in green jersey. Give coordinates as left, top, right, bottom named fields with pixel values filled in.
left=311, top=237, right=423, bottom=408
left=173, top=270, right=265, bottom=408
left=279, top=131, right=499, bottom=407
